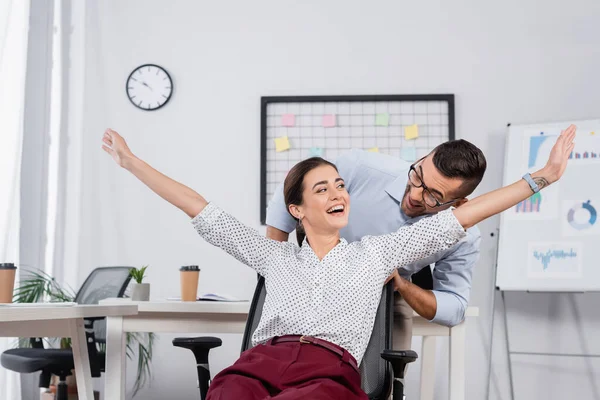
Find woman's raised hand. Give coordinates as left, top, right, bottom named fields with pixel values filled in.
left=541, top=124, right=577, bottom=185
left=102, top=128, right=135, bottom=168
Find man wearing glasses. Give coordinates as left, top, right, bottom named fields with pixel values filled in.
left=266, top=140, right=486, bottom=355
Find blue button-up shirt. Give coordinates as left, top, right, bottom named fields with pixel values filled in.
left=266, top=149, right=481, bottom=326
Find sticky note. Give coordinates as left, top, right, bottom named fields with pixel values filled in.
left=308, top=147, right=323, bottom=157
left=282, top=114, right=295, bottom=127
left=274, top=136, right=290, bottom=152
left=367, top=147, right=379, bottom=153
left=375, top=113, right=389, bottom=126
left=591, top=131, right=596, bottom=135
left=322, top=114, right=336, bottom=128
left=401, top=147, right=417, bottom=162
left=404, top=124, right=419, bottom=140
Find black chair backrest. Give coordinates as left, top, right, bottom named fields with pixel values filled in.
left=411, top=265, right=433, bottom=290
left=241, top=276, right=393, bottom=400
left=240, top=276, right=267, bottom=352
left=74, top=266, right=134, bottom=341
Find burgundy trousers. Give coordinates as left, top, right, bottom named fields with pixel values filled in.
left=206, top=336, right=368, bottom=400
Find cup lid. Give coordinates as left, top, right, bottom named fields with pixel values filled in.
left=179, top=265, right=199, bottom=271
left=0, top=263, right=16, bottom=270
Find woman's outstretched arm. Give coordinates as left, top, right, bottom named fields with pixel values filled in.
left=366, top=125, right=576, bottom=279
left=453, top=124, right=576, bottom=229
left=102, top=129, right=207, bottom=218
left=102, top=128, right=288, bottom=276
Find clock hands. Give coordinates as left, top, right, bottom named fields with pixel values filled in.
left=141, top=81, right=154, bottom=92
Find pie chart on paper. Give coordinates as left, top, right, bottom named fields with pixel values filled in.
left=567, top=200, right=597, bottom=230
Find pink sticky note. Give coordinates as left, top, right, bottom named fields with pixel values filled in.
left=282, top=114, right=295, bottom=127
left=322, top=114, right=336, bottom=128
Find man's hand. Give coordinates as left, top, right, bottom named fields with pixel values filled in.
left=385, top=269, right=438, bottom=321
left=385, top=269, right=404, bottom=292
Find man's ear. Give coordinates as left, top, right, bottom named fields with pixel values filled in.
left=288, top=204, right=303, bottom=220
left=453, top=198, right=468, bottom=208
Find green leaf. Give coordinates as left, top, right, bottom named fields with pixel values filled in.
left=129, top=265, right=149, bottom=284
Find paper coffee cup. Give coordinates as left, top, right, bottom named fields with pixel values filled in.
left=179, top=265, right=200, bottom=302
left=0, top=263, right=17, bottom=303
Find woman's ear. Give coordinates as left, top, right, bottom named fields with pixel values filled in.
left=288, top=204, right=303, bottom=220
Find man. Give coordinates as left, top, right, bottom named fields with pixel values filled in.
left=266, top=140, right=486, bottom=353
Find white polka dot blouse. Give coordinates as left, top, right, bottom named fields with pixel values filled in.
left=192, top=202, right=466, bottom=364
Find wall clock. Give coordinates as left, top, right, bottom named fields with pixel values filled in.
left=126, top=64, right=173, bottom=111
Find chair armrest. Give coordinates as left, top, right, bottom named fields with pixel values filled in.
left=381, top=349, right=418, bottom=400
left=172, top=337, right=222, bottom=364
left=172, top=337, right=222, bottom=351
left=172, top=337, right=222, bottom=400
left=381, top=349, right=418, bottom=379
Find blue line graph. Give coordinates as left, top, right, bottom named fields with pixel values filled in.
left=533, top=248, right=578, bottom=270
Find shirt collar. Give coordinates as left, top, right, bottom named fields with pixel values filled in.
left=385, top=174, right=408, bottom=203
left=384, top=174, right=431, bottom=225
left=299, top=237, right=348, bottom=260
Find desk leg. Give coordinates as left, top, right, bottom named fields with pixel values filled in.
left=68, top=319, right=94, bottom=400
left=105, top=316, right=126, bottom=400
left=449, top=322, right=466, bottom=400
left=419, top=336, right=436, bottom=400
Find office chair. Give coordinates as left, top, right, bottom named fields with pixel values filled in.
left=1, top=266, right=133, bottom=400
left=173, top=277, right=418, bottom=400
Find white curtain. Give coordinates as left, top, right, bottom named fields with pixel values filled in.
left=0, top=0, right=31, bottom=399
left=45, top=0, right=87, bottom=292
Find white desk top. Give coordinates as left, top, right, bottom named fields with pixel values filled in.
left=99, top=298, right=478, bottom=318
left=100, top=298, right=251, bottom=314
left=0, top=304, right=138, bottom=322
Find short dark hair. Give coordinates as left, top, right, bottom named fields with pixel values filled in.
left=284, top=157, right=338, bottom=244
left=430, top=139, right=487, bottom=197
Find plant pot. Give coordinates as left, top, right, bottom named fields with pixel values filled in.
left=131, top=283, right=150, bottom=301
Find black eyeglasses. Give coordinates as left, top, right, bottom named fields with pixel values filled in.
left=408, top=157, right=457, bottom=208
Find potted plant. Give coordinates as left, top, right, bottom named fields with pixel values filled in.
left=130, top=265, right=150, bottom=301
left=12, top=268, right=155, bottom=398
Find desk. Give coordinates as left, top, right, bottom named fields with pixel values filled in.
left=0, top=304, right=137, bottom=400
left=101, top=299, right=249, bottom=400
left=404, top=307, right=479, bottom=400
left=101, top=299, right=477, bottom=400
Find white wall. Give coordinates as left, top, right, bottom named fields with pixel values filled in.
left=27, top=0, right=600, bottom=399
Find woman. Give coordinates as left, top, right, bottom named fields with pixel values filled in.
left=102, top=125, right=575, bottom=400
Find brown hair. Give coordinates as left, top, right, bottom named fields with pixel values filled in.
left=283, top=157, right=338, bottom=245
left=431, top=139, right=487, bottom=197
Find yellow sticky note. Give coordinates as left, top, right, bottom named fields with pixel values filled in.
left=404, top=124, right=419, bottom=140
left=274, top=136, right=290, bottom=152
left=367, top=147, right=379, bottom=153
left=591, top=131, right=596, bottom=135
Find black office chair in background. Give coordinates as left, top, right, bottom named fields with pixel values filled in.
left=0, top=266, right=133, bottom=400
left=173, top=276, right=418, bottom=400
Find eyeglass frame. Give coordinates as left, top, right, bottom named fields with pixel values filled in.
left=408, top=156, right=459, bottom=208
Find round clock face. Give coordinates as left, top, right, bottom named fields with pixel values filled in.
left=126, top=64, right=173, bottom=111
